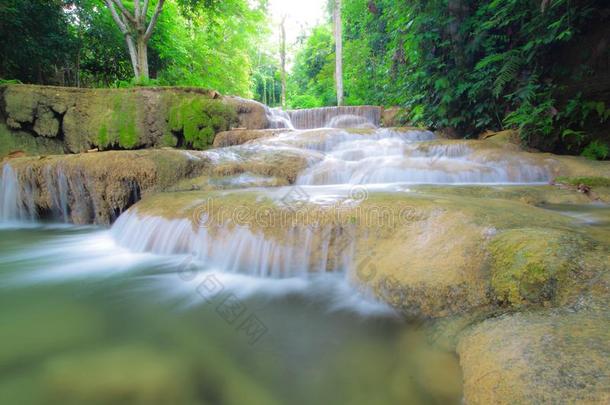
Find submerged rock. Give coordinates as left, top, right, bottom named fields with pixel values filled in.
left=457, top=308, right=610, bottom=404
left=42, top=345, right=196, bottom=405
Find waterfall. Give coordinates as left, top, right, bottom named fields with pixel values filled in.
left=111, top=210, right=355, bottom=277
left=43, top=165, right=70, bottom=222
left=1, top=164, right=26, bottom=221
left=327, top=114, right=376, bottom=129
left=287, top=106, right=382, bottom=129
left=266, top=107, right=294, bottom=129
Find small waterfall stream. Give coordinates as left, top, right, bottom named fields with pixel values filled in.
left=287, top=106, right=382, bottom=129
left=0, top=164, right=26, bottom=221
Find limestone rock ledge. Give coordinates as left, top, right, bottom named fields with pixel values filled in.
left=0, top=85, right=270, bottom=156
left=3, top=150, right=209, bottom=224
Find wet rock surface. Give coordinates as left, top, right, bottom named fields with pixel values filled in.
left=3, top=150, right=209, bottom=224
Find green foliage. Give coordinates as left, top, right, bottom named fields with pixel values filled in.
left=581, top=141, right=609, bottom=161
left=290, top=95, right=323, bottom=109
left=0, top=0, right=75, bottom=84
left=167, top=98, right=237, bottom=149
left=287, top=25, right=337, bottom=108
left=291, top=0, right=607, bottom=155
left=0, top=0, right=269, bottom=97
left=156, top=0, right=269, bottom=97
left=252, top=52, right=283, bottom=107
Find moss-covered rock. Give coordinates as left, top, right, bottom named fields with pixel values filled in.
left=167, top=97, right=238, bottom=149
left=0, top=85, right=269, bottom=156
left=33, top=105, right=59, bottom=137
left=457, top=308, right=610, bottom=404
left=554, top=175, right=610, bottom=188
left=489, top=228, right=590, bottom=307
left=0, top=122, right=64, bottom=158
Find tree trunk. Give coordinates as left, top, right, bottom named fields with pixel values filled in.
left=104, top=0, right=164, bottom=82
left=279, top=17, right=287, bottom=109
left=136, top=36, right=149, bottom=81
left=334, top=0, right=344, bottom=106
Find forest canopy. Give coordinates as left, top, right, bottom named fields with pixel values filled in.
left=0, top=0, right=270, bottom=97
left=286, top=0, right=609, bottom=156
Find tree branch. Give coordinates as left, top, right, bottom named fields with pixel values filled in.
left=104, top=0, right=129, bottom=34
left=144, top=0, right=165, bottom=41
left=111, top=0, right=137, bottom=24
left=142, top=0, right=150, bottom=23
left=134, top=0, right=140, bottom=21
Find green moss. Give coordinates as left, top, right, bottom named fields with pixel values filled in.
left=3, top=87, right=37, bottom=123
left=112, top=95, right=138, bottom=149
left=167, top=98, right=238, bottom=149
left=554, top=176, right=610, bottom=188
left=0, top=122, right=64, bottom=157
left=161, top=132, right=178, bottom=147
left=489, top=228, right=586, bottom=307
left=97, top=123, right=108, bottom=148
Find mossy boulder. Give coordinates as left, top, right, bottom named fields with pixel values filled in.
left=489, top=228, right=590, bottom=307
left=33, top=105, right=60, bottom=137
left=457, top=309, right=610, bottom=404
left=166, top=97, right=238, bottom=149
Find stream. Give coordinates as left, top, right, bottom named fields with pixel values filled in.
left=1, top=107, right=607, bottom=404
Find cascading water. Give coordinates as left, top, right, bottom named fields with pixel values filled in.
left=2, top=109, right=560, bottom=279
left=1, top=164, right=24, bottom=221
left=327, top=114, right=377, bottom=129
left=266, top=107, right=294, bottom=129
left=106, top=124, right=559, bottom=279
left=111, top=210, right=355, bottom=277
left=287, top=106, right=382, bottom=129
left=293, top=132, right=555, bottom=185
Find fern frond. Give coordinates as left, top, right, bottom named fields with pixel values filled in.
left=493, top=50, right=522, bottom=97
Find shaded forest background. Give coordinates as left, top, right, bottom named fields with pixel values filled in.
left=0, top=0, right=608, bottom=157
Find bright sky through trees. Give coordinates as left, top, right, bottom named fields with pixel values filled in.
left=268, top=0, right=326, bottom=46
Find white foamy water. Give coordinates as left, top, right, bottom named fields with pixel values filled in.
left=287, top=106, right=382, bottom=129
left=291, top=131, right=555, bottom=185
left=0, top=164, right=34, bottom=222
left=111, top=210, right=355, bottom=278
